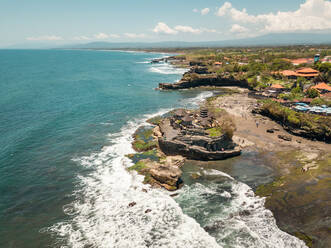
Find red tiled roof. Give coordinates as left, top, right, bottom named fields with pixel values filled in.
left=281, top=70, right=297, bottom=76
left=271, top=84, right=284, bottom=89
left=214, top=62, right=222, bottom=65
left=311, top=82, right=331, bottom=92
left=291, top=58, right=313, bottom=65
left=296, top=68, right=319, bottom=74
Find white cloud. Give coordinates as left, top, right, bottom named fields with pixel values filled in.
left=217, top=2, right=232, bottom=16
left=93, top=33, right=120, bottom=40
left=230, top=24, right=248, bottom=33
left=174, top=25, right=201, bottom=34
left=124, top=33, right=146, bottom=38
left=201, top=8, right=210, bottom=15
left=26, top=35, right=63, bottom=41
left=193, top=8, right=198, bottom=13
left=153, top=22, right=178, bottom=34
left=109, top=34, right=120, bottom=38
left=73, top=36, right=90, bottom=41
left=217, top=0, right=331, bottom=32
left=153, top=22, right=219, bottom=35
left=201, top=28, right=219, bottom=33
left=94, top=33, right=109, bottom=39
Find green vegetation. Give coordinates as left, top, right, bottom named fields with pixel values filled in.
left=132, top=127, right=157, bottom=152
left=305, top=88, right=319, bottom=98
left=205, top=105, right=235, bottom=139
left=167, top=46, right=331, bottom=92
left=206, top=127, right=223, bottom=137
left=128, top=160, right=147, bottom=172
left=310, top=97, right=331, bottom=107
left=258, top=100, right=331, bottom=141
left=314, top=62, right=331, bottom=82
left=147, top=116, right=162, bottom=125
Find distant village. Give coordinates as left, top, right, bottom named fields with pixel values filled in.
left=160, top=47, right=331, bottom=116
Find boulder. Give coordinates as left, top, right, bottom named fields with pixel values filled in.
left=149, top=164, right=182, bottom=188
left=278, top=134, right=292, bottom=141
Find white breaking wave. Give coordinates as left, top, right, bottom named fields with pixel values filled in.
left=47, top=90, right=307, bottom=248
left=177, top=180, right=307, bottom=248
left=48, top=109, right=220, bottom=248
left=136, top=61, right=150, bottom=64
left=149, top=62, right=189, bottom=75
left=180, top=91, right=214, bottom=109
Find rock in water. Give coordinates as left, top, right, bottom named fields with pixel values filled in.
left=149, top=164, right=182, bottom=189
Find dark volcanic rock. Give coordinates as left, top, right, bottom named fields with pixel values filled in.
left=157, top=109, right=241, bottom=161
left=159, top=73, right=249, bottom=90
left=278, top=134, right=292, bottom=141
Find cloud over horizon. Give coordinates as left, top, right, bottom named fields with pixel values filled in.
left=26, top=35, right=63, bottom=41
left=217, top=0, right=331, bottom=34
left=153, top=22, right=217, bottom=35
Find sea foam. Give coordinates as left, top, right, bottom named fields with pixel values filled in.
left=48, top=109, right=220, bottom=248
left=48, top=89, right=307, bottom=248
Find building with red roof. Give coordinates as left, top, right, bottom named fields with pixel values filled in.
left=311, top=82, right=331, bottom=93
left=290, top=58, right=314, bottom=66
left=279, top=68, right=319, bottom=79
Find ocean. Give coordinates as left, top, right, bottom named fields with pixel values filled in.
left=0, top=49, right=307, bottom=248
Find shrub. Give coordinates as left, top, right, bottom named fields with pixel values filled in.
left=305, top=88, right=320, bottom=98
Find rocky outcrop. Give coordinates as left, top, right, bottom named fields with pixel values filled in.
left=158, top=138, right=241, bottom=160
left=129, top=157, right=184, bottom=191
left=159, top=73, right=249, bottom=90
left=157, top=109, right=241, bottom=160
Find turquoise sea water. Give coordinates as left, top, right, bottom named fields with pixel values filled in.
left=0, top=50, right=307, bottom=248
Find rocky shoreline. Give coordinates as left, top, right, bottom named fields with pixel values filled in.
left=159, top=68, right=249, bottom=90
left=126, top=56, right=331, bottom=247
left=128, top=106, right=241, bottom=191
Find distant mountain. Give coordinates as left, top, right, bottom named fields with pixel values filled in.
left=62, top=33, right=331, bottom=49
left=3, top=32, right=331, bottom=50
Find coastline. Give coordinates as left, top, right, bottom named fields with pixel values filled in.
left=127, top=55, right=331, bottom=247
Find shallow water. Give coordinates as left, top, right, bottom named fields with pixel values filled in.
left=0, top=50, right=307, bottom=247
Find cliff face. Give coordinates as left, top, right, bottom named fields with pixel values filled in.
left=159, top=72, right=249, bottom=90
left=253, top=101, right=331, bottom=143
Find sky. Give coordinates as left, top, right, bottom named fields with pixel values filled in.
left=0, top=0, right=331, bottom=47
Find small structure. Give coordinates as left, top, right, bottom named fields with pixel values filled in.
left=173, top=109, right=186, bottom=119
left=295, top=68, right=319, bottom=78
left=181, top=115, right=194, bottom=126
left=280, top=70, right=297, bottom=79
left=270, top=84, right=285, bottom=91
left=214, top=61, right=222, bottom=67
left=314, top=54, right=320, bottom=63
left=290, top=58, right=313, bottom=66
left=200, top=109, right=208, bottom=118
left=310, top=82, right=331, bottom=94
